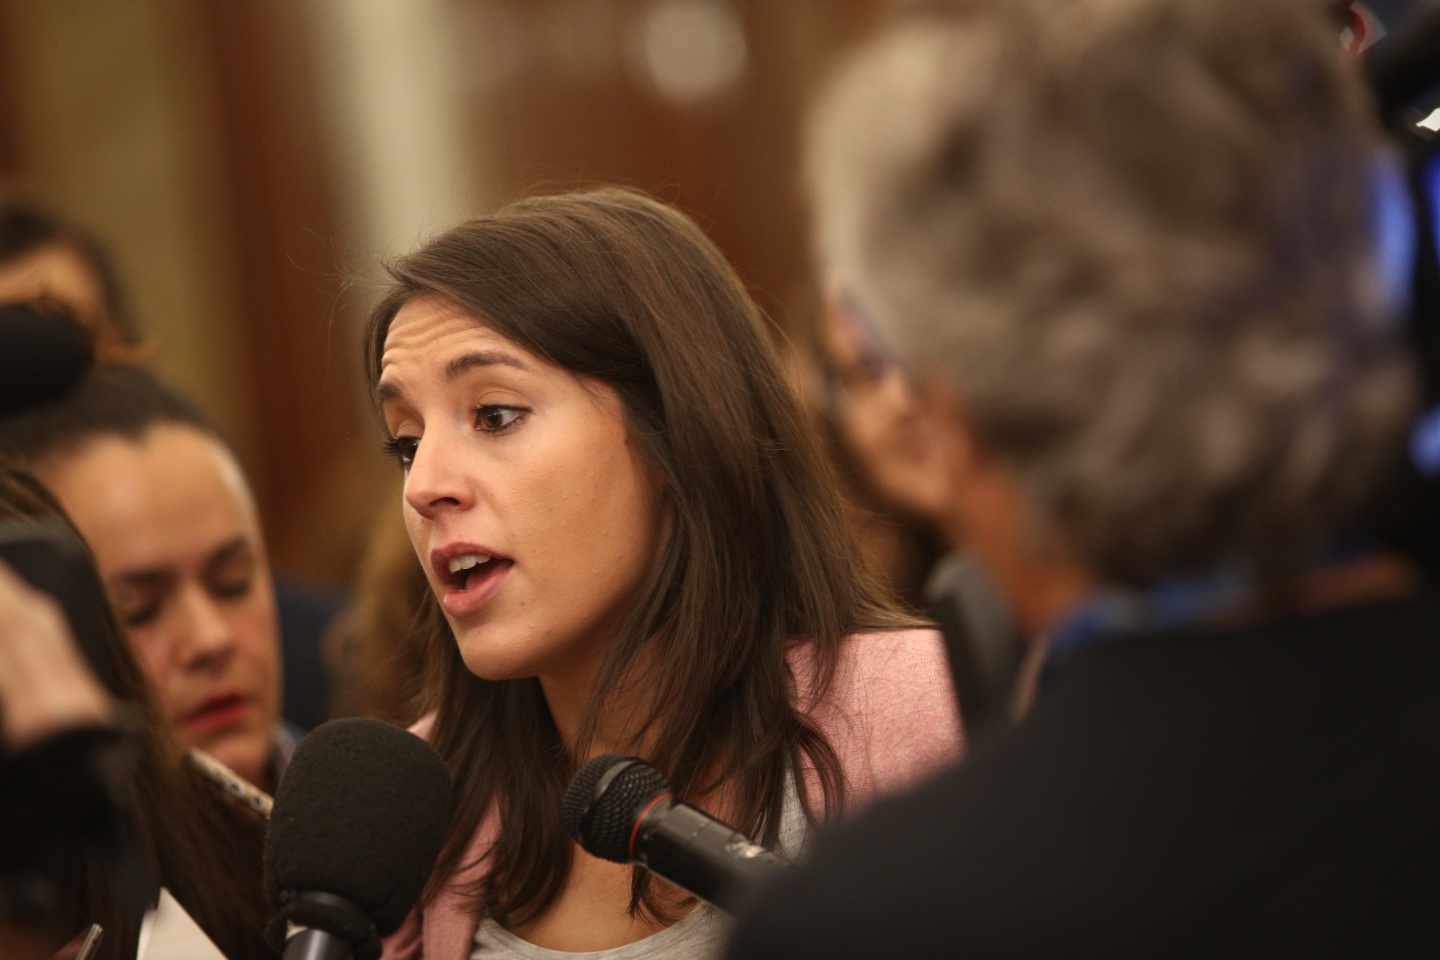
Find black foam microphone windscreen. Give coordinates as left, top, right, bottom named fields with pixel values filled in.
left=265, top=718, right=452, bottom=938
left=0, top=302, right=94, bottom=418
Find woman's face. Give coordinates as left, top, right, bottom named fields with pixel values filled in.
left=39, top=425, right=282, bottom=788
left=821, top=294, right=954, bottom=526
left=378, top=296, right=665, bottom=686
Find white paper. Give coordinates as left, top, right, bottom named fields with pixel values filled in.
left=136, top=888, right=227, bottom=960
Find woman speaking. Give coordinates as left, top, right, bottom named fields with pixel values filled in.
left=369, top=188, right=962, bottom=958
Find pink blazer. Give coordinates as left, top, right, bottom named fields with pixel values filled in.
left=382, top=628, right=963, bottom=959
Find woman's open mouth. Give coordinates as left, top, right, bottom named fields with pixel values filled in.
left=437, top=550, right=513, bottom=618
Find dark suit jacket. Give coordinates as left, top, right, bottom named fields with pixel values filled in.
left=727, top=592, right=1440, bottom=958
left=274, top=578, right=342, bottom=732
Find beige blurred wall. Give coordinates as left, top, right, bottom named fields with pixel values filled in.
left=1, top=0, right=257, bottom=461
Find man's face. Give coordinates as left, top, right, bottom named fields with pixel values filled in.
left=39, top=425, right=282, bottom=788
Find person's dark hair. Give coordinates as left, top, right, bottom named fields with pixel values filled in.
left=0, top=199, right=142, bottom=348
left=0, top=363, right=217, bottom=469
left=324, top=504, right=430, bottom=726
left=366, top=187, right=923, bottom=925
left=0, top=466, right=274, bottom=958
left=809, top=0, right=1412, bottom=588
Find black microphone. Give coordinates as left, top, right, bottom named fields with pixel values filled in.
left=562, top=755, right=788, bottom=916
left=0, top=301, right=94, bottom=418
left=265, top=719, right=452, bottom=960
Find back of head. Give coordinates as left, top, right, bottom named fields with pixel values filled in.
left=0, top=363, right=217, bottom=472
left=0, top=198, right=143, bottom=355
left=810, top=0, right=1415, bottom=585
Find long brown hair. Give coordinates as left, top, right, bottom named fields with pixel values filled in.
left=366, top=187, right=922, bottom=924
left=0, top=466, right=274, bottom=959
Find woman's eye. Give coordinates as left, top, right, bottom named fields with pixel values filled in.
left=475, top=405, right=527, bottom=434
left=210, top=577, right=253, bottom=601
left=382, top=436, right=419, bottom=468
left=119, top=601, right=162, bottom=629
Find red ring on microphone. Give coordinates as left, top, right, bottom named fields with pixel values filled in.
left=628, top=791, right=672, bottom=861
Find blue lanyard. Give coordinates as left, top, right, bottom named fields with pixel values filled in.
left=1037, top=537, right=1383, bottom=691
left=1039, top=573, right=1249, bottom=688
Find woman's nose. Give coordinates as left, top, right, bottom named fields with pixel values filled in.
left=177, top=585, right=237, bottom=671
left=403, top=434, right=473, bottom=519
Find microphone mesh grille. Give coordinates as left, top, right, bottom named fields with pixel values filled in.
left=562, top=755, right=669, bottom=863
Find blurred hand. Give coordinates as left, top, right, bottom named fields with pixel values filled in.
left=0, top=560, right=112, bottom=750
left=0, top=925, right=61, bottom=960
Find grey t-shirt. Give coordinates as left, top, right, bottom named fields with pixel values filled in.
left=470, top=906, right=729, bottom=960
left=469, top=777, right=807, bottom=960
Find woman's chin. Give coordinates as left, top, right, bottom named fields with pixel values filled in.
left=455, top=636, right=543, bottom=683
left=459, top=655, right=534, bottom=683
left=195, top=730, right=272, bottom=790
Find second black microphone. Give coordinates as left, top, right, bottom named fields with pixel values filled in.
left=562, top=754, right=788, bottom=916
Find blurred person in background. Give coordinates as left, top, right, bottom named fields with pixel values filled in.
left=794, top=282, right=1025, bottom=738
left=0, top=198, right=145, bottom=362
left=370, top=187, right=961, bottom=959
left=729, top=0, right=1438, bottom=955
left=0, top=466, right=272, bottom=960
left=0, top=365, right=294, bottom=795
left=783, top=285, right=946, bottom=611
left=0, top=196, right=337, bottom=733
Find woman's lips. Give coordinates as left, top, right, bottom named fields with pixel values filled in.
left=441, top=559, right=513, bottom=618
left=182, top=693, right=254, bottom=735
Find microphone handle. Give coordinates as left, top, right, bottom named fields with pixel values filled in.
left=283, top=928, right=352, bottom=960
left=634, top=798, right=788, bottom=916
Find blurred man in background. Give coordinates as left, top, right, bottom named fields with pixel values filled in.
left=729, top=0, right=1439, bottom=954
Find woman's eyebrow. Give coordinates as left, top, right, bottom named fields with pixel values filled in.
left=444, top=350, right=531, bottom=379
left=203, top=536, right=253, bottom=578
left=376, top=350, right=530, bottom=404
left=376, top=380, right=403, bottom=404
left=110, top=568, right=173, bottom=592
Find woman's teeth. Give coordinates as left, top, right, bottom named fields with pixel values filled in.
left=448, top=554, right=491, bottom=574
left=448, top=553, right=492, bottom=589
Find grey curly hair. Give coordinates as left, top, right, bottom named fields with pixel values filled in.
left=808, top=0, right=1417, bottom=586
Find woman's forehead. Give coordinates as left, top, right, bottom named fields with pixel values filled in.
left=379, top=299, right=559, bottom=408
left=383, top=299, right=522, bottom=369
left=45, top=428, right=266, bottom=575
left=385, top=297, right=483, bottom=354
